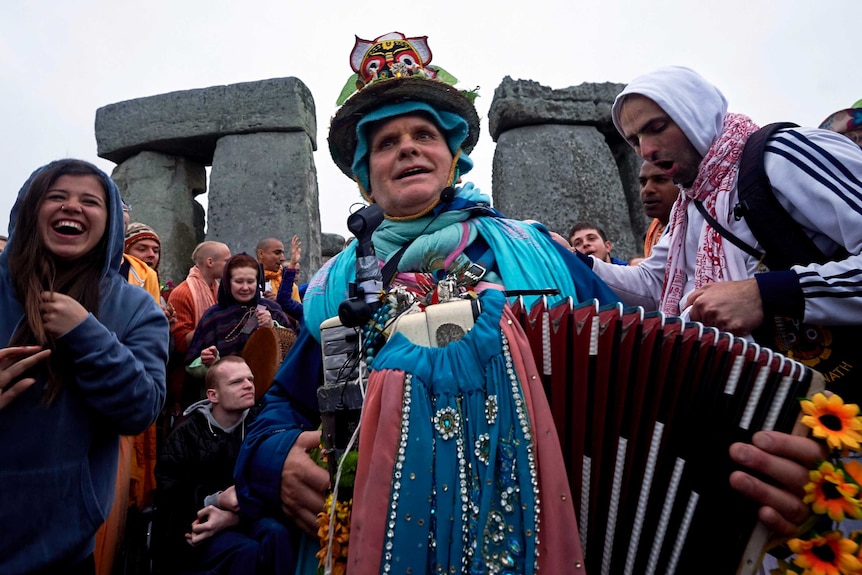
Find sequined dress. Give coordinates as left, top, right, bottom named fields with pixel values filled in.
left=347, top=289, right=583, bottom=575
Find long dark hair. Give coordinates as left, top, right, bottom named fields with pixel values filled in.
left=8, top=159, right=112, bottom=402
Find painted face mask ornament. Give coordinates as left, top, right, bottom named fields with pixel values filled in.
left=335, top=32, right=463, bottom=107
left=352, top=32, right=435, bottom=87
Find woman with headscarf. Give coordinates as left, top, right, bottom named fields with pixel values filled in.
left=186, top=253, right=290, bottom=374
left=0, top=159, right=168, bottom=574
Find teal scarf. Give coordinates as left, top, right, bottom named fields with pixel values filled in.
left=304, top=183, right=587, bottom=340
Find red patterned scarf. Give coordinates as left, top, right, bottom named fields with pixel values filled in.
left=660, top=113, right=760, bottom=315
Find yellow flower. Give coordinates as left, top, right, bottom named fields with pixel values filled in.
left=801, top=394, right=862, bottom=452
left=789, top=531, right=862, bottom=575
left=803, top=460, right=862, bottom=522
left=844, top=461, right=862, bottom=486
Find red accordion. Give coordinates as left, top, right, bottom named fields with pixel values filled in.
left=510, top=297, right=823, bottom=575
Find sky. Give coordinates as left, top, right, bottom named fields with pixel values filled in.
left=2, top=0, right=860, bottom=240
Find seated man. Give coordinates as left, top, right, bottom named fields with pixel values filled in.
left=569, top=221, right=629, bottom=265
left=153, top=356, right=294, bottom=575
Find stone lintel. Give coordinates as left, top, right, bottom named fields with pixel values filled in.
left=488, top=76, right=626, bottom=141
left=95, top=77, right=317, bottom=165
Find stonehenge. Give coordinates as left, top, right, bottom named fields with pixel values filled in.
left=95, top=74, right=646, bottom=282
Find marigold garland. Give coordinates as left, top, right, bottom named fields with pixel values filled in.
left=315, top=493, right=351, bottom=575
left=787, top=531, right=862, bottom=575
left=312, top=445, right=358, bottom=575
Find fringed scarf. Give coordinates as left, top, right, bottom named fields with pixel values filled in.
left=660, top=112, right=760, bottom=315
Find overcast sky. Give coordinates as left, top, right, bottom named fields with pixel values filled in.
left=2, top=0, right=859, bottom=240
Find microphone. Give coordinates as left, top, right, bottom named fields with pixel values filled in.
left=338, top=204, right=385, bottom=327
left=440, top=186, right=455, bottom=203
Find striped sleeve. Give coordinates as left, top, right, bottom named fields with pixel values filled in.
left=763, top=127, right=862, bottom=325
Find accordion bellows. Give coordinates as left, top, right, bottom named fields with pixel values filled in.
left=510, top=297, right=823, bottom=575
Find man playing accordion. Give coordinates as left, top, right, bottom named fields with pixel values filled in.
left=234, top=36, right=825, bottom=574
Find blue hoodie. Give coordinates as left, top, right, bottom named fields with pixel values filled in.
left=0, top=161, right=168, bottom=574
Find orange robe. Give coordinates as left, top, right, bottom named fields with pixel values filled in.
left=94, top=254, right=161, bottom=575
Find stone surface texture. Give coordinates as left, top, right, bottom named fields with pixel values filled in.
left=207, top=132, right=322, bottom=277
left=95, top=77, right=317, bottom=165
left=490, top=77, right=649, bottom=259
left=111, top=151, right=206, bottom=285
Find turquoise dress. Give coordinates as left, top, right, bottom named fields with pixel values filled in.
left=347, top=289, right=582, bottom=575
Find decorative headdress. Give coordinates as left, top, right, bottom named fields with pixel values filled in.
left=124, top=222, right=160, bottom=253
left=819, top=100, right=862, bottom=148
left=328, top=32, right=480, bottom=196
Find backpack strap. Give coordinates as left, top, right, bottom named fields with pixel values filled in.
left=693, top=200, right=763, bottom=261
left=733, top=122, right=831, bottom=270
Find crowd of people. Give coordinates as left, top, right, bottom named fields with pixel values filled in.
left=1, top=29, right=861, bottom=575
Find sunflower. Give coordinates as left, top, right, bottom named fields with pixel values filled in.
left=854, top=531, right=862, bottom=562
left=803, top=460, right=862, bottom=522
left=801, top=394, right=862, bottom=452
left=789, top=531, right=862, bottom=575
left=845, top=461, right=862, bottom=486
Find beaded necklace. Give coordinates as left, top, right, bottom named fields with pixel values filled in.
left=223, top=307, right=256, bottom=342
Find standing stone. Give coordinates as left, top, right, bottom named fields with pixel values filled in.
left=95, top=77, right=317, bottom=165
left=111, top=151, right=206, bottom=285
left=208, top=132, right=322, bottom=276
left=489, top=77, right=649, bottom=260
left=493, top=124, right=637, bottom=257
left=95, top=77, right=321, bottom=278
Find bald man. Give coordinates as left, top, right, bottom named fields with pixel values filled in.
left=169, top=242, right=232, bottom=355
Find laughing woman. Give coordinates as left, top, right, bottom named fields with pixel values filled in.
left=0, top=159, right=168, bottom=575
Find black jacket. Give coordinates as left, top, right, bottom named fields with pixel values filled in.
left=152, top=401, right=251, bottom=571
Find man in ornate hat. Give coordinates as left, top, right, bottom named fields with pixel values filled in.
left=234, top=39, right=821, bottom=574
left=236, top=31, right=620, bottom=574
